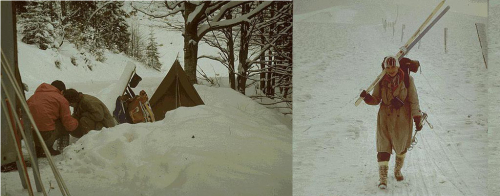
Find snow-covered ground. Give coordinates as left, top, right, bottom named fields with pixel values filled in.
left=488, top=1, right=500, bottom=196
left=293, top=1, right=488, bottom=195
left=1, top=6, right=292, bottom=196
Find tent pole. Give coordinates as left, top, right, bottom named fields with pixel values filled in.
left=1, top=100, right=34, bottom=196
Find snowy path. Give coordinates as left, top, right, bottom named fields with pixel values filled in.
left=293, top=3, right=487, bottom=195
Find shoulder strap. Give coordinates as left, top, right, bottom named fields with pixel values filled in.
left=404, top=69, right=410, bottom=88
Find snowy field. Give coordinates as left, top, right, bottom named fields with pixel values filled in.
left=293, top=1, right=488, bottom=195
left=1, top=5, right=292, bottom=196
left=488, top=2, right=500, bottom=196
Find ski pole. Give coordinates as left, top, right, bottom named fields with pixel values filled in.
left=421, top=112, right=433, bottom=129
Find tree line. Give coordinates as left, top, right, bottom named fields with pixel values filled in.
left=16, top=1, right=292, bottom=108
left=15, top=1, right=161, bottom=70
left=133, top=1, right=292, bottom=106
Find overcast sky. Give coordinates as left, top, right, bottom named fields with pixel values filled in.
left=395, top=0, right=487, bottom=17
left=294, top=0, right=488, bottom=17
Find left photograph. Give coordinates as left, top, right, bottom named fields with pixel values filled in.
left=1, top=1, right=292, bottom=195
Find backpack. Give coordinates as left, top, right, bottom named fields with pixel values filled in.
left=126, top=90, right=155, bottom=124
left=113, top=95, right=128, bottom=124
left=399, top=57, right=420, bottom=88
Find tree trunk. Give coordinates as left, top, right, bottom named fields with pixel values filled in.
left=237, top=4, right=250, bottom=94
left=259, top=14, right=266, bottom=93
left=61, top=1, right=66, bottom=18
left=283, top=2, right=292, bottom=99
left=183, top=2, right=199, bottom=84
left=183, top=33, right=199, bottom=84
left=276, top=2, right=284, bottom=96
left=266, top=3, right=275, bottom=96
left=226, top=12, right=236, bottom=90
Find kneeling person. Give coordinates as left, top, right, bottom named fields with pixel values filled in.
left=27, top=80, right=78, bottom=157
left=64, top=89, right=116, bottom=138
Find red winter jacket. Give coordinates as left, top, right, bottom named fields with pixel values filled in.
left=27, top=83, right=78, bottom=132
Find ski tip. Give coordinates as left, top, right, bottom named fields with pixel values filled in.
left=355, top=98, right=362, bottom=106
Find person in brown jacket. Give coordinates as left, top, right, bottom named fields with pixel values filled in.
left=27, top=80, right=79, bottom=157
left=360, top=56, right=423, bottom=189
left=63, top=89, right=116, bottom=138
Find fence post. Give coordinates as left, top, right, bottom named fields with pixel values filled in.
left=401, top=24, right=405, bottom=42
left=392, top=22, right=395, bottom=37
left=444, top=27, right=447, bottom=53
left=384, top=19, right=387, bottom=32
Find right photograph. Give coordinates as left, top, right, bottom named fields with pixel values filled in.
left=294, top=0, right=488, bottom=195
left=488, top=1, right=500, bottom=195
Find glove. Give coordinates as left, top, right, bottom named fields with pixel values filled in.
left=360, top=90, right=374, bottom=103
left=414, top=116, right=423, bottom=131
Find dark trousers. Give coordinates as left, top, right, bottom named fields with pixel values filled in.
left=70, top=116, right=104, bottom=138
left=33, top=120, right=65, bottom=151
left=377, top=149, right=407, bottom=162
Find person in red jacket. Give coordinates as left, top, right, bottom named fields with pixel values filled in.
left=27, top=80, right=78, bottom=157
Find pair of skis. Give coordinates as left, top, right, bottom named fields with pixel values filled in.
left=138, top=100, right=155, bottom=123
left=355, top=1, right=450, bottom=106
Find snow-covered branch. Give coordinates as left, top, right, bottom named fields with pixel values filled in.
left=210, top=2, right=248, bottom=22
left=246, top=25, right=292, bottom=67
left=131, top=2, right=183, bottom=18
left=204, top=1, right=232, bottom=17
left=197, top=2, right=273, bottom=39
left=187, top=2, right=209, bottom=26
left=198, top=55, right=226, bottom=65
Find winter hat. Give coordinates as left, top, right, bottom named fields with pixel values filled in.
left=64, top=88, right=82, bottom=104
left=383, top=56, right=400, bottom=69
left=51, top=80, right=66, bottom=92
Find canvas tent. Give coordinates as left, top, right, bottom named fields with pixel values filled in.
left=149, top=59, right=204, bottom=121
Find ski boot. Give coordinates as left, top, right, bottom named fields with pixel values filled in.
left=395, top=154, right=406, bottom=181
left=378, top=161, right=388, bottom=189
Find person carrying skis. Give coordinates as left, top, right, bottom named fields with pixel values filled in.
left=359, top=56, right=424, bottom=189
left=27, top=80, right=79, bottom=157
left=63, top=88, right=116, bottom=138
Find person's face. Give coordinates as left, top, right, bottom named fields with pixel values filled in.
left=70, top=102, right=77, bottom=108
left=385, top=58, right=398, bottom=77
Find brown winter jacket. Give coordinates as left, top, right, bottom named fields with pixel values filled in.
left=27, top=83, right=78, bottom=132
left=365, top=71, right=421, bottom=154
left=73, top=94, right=116, bottom=129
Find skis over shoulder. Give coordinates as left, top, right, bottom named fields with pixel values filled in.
left=355, top=3, right=450, bottom=106
left=402, top=0, right=445, bottom=50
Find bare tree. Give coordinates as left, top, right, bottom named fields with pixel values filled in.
left=132, top=1, right=273, bottom=84
left=239, top=1, right=292, bottom=111
left=199, top=1, right=292, bottom=100
left=199, top=10, right=237, bottom=90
